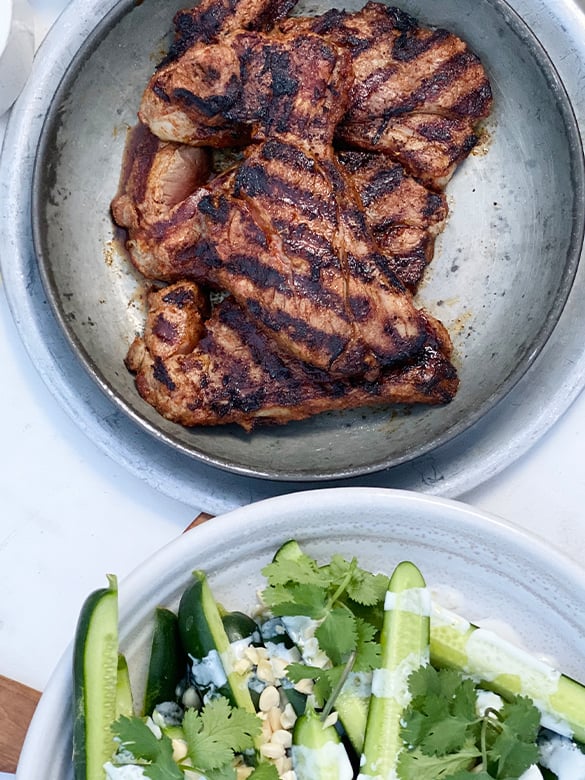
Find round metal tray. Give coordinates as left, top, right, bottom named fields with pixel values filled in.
left=2, top=0, right=585, bottom=512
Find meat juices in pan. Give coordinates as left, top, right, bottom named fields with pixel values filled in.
left=112, top=0, right=493, bottom=430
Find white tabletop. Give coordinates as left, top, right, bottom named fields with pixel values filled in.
left=2, top=1, right=585, bottom=775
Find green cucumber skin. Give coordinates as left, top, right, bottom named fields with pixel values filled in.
left=359, top=561, right=429, bottom=779
left=273, top=540, right=305, bottom=564
left=73, top=577, right=119, bottom=780
left=178, top=573, right=224, bottom=662
left=430, top=608, right=585, bottom=744
left=143, top=607, right=184, bottom=716
left=177, top=571, right=257, bottom=716
left=222, top=611, right=261, bottom=644
left=292, top=706, right=353, bottom=780
left=116, top=654, right=134, bottom=718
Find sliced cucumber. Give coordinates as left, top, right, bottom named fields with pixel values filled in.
left=73, top=574, right=119, bottom=780
left=178, top=570, right=257, bottom=715
left=143, top=607, right=184, bottom=716
left=430, top=603, right=585, bottom=742
left=334, top=676, right=371, bottom=754
left=272, top=539, right=305, bottom=564
left=292, top=704, right=353, bottom=780
left=222, top=611, right=262, bottom=644
left=359, top=561, right=430, bottom=779
left=116, top=653, right=134, bottom=718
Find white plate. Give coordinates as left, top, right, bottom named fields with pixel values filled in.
left=16, top=487, right=585, bottom=778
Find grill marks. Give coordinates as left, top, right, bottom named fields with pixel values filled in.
left=115, top=0, right=495, bottom=428
left=160, top=0, right=299, bottom=64
left=197, top=138, right=437, bottom=374
left=278, top=1, right=492, bottom=188
left=126, top=283, right=459, bottom=429
left=141, top=27, right=352, bottom=150
left=339, top=112, right=480, bottom=189
left=338, top=149, right=448, bottom=290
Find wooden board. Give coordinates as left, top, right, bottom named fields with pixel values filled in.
left=0, top=675, right=41, bottom=774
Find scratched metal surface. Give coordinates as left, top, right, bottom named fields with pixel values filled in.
left=1, top=0, right=585, bottom=509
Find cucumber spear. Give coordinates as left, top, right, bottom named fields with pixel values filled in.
left=430, top=602, right=585, bottom=743
left=358, top=561, right=430, bottom=779
left=292, top=704, right=354, bottom=780
left=73, top=575, right=120, bottom=780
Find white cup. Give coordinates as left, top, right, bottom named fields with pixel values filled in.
left=0, top=0, right=35, bottom=117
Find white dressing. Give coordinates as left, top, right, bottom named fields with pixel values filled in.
left=292, top=741, right=354, bottom=780
left=539, top=732, right=585, bottom=779
left=189, top=648, right=228, bottom=690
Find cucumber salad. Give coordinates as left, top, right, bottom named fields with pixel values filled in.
left=73, top=541, right=585, bottom=780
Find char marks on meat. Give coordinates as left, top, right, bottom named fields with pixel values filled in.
left=161, top=0, right=301, bottom=65
left=279, top=1, right=492, bottom=188
left=127, top=282, right=458, bottom=430
left=338, top=149, right=448, bottom=291
left=113, top=0, right=493, bottom=429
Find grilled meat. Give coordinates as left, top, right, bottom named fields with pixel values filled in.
left=282, top=3, right=492, bottom=123
left=338, top=149, right=448, bottom=290
left=112, top=1, right=494, bottom=429
left=141, top=0, right=299, bottom=143
left=111, top=122, right=212, bottom=232
left=338, top=112, right=480, bottom=190
left=126, top=282, right=459, bottom=430
left=123, top=137, right=445, bottom=378
left=113, top=130, right=448, bottom=299
left=123, top=33, right=445, bottom=379
left=140, top=28, right=352, bottom=149
left=280, top=2, right=492, bottom=187
left=161, top=0, right=299, bottom=65
left=137, top=281, right=209, bottom=360
left=141, top=2, right=491, bottom=186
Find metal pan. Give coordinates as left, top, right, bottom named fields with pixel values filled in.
left=2, top=0, right=585, bottom=501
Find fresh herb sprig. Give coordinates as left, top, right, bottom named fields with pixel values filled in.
left=112, top=698, right=272, bottom=779
left=398, top=666, right=541, bottom=779
left=260, top=546, right=387, bottom=702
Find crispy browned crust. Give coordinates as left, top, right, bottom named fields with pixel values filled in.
left=281, top=2, right=492, bottom=187
left=139, top=0, right=301, bottom=147
left=114, top=1, right=495, bottom=430
left=338, top=149, right=448, bottom=290
left=120, top=137, right=445, bottom=379
left=127, top=282, right=458, bottom=431
left=161, top=0, right=301, bottom=65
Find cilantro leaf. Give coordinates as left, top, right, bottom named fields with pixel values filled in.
left=266, top=583, right=328, bottom=619
left=402, top=666, right=479, bottom=757
left=113, top=715, right=163, bottom=761
left=400, top=666, right=542, bottom=780
left=422, top=715, right=474, bottom=756
left=204, top=765, right=237, bottom=780
left=316, top=607, right=357, bottom=665
left=248, top=763, right=280, bottom=779
left=143, top=749, right=187, bottom=780
left=396, top=742, right=480, bottom=779
left=260, top=583, right=296, bottom=610
left=261, top=552, right=330, bottom=588
left=285, top=662, right=324, bottom=683
left=353, top=618, right=381, bottom=672
left=499, top=696, right=541, bottom=742
left=324, top=556, right=388, bottom=606
left=183, top=698, right=261, bottom=772
left=111, top=716, right=183, bottom=780
left=484, top=696, right=540, bottom=779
